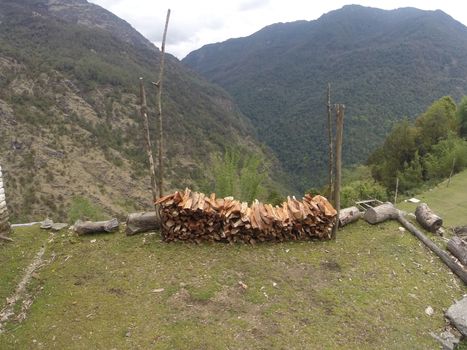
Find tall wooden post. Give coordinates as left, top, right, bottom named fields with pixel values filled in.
left=332, top=104, right=345, bottom=239
left=139, top=78, right=158, bottom=209
left=327, top=83, right=334, bottom=201
left=155, top=9, right=171, bottom=198
left=0, top=165, right=12, bottom=241
left=394, top=177, right=399, bottom=205
left=447, top=157, right=456, bottom=187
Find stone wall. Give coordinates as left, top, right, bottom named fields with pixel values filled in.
left=0, top=165, right=10, bottom=236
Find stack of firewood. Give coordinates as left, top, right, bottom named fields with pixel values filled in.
left=155, top=189, right=336, bottom=243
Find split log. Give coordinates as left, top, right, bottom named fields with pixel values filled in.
left=74, top=218, right=119, bottom=235
left=415, top=203, right=443, bottom=233
left=155, top=189, right=336, bottom=243
left=125, top=211, right=160, bottom=236
left=447, top=236, right=467, bottom=266
left=339, top=206, right=362, bottom=227
left=363, top=202, right=399, bottom=224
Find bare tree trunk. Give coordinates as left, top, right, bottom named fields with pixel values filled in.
left=332, top=104, right=344, bottom=239
left=139, top=77, right=158, bottom=208
left=415, top=203, right=443, bottom=233
left=394, top=177, right=399, bottom=205
left=339, top=206, right=362, bottom=227
left=363, top=202, right=400, bottom=224
left=74, top=218, right=119, bottom=235
left=125, top=211, right=160, bottom=236
left=154, top=9, right=171, bottom=198
left=447, top=236, right=467, bottom=266
left=397, top=213, right=467, bottom=285
left=364, top=203, right=467, bottom=284
left=327, top=83, right=333, bottom=200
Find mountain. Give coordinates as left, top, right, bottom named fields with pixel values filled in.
left=183, top=5, right=467, bottom=191
left=0, top=0, right=276, bottom=221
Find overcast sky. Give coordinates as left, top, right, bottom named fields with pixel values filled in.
left=89, top=0, right=467, bottom=59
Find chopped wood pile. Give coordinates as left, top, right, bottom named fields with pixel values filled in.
left=155, top=189, right=337, bottom=243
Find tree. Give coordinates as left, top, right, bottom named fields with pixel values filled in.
left=210, top=147, right=267, bottom=203
left=415, top=96, right=458, bottom=151
left=425, top=135, right=467, bottom=179
left=458, top=96, right=467, bottom=138
left=369, top=119, right=418, bottom=188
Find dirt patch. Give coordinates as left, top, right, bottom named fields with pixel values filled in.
left=320, top=260, right=342, bottom=272
left=108, top=287, right=125, bottom=296
left=0, top=246, right=46, bottom=332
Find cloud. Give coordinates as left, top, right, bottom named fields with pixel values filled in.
left=238, top=0, right=270, bottom=11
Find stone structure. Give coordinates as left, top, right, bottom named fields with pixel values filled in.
left=0, top=165, right=11, bottom=236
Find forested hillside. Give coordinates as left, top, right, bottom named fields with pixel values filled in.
left=0, top=0, right=279, bottom=221
left=183, top=5, right=467, bottom=191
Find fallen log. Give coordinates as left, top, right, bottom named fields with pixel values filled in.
left=453, top=226, right=467, bottom=239
left=125, top=211, right=160, bottom=236
left=339, top=206, right=362, bottom=227
left=365, top=203, right=467, bottom=284
left=415, top=203, right=443, bottom=233
left=363, top=202, right=399, bottom=224
left=0, top=235, right=13, bottom=242
left=74, top=218, right=119, bottom=235
left=447, top=236, right=467, bottom=266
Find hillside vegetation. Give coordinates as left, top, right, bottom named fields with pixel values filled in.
left=1, top=171, right=467, bottom=348
left=369, top=95, right=467, bottom=194
left=0, top=0, right=281, bottom=222
left=183, top=5, right=467, bottom=191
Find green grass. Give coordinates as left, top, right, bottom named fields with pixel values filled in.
left=398, top=170, right=467, bottom=227
left=1, top=173, right=467, bottom=349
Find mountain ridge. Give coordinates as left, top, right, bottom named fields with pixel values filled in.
left=0, top=0, right=280, bottom=221
left=183, top=5, right=467, bottom=191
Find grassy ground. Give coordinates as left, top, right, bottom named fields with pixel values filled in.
left=1, top=172, right=466, bottom=349
left=398, top=170, right=467, bottom=228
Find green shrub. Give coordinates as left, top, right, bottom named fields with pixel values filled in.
left=68, top=196, right=105, bottom=223
left=340, top=180, right=388, bottom=208
left=425, top=135, right=467, bottom=180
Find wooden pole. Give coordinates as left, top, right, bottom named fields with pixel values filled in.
left=332, top=104, right=345, bottom=239
left=154, top=9, right=171, bottom=198
left=394, top=177, right=399, bottom=205
left=397, top=213, right=467, bottom=284
left=139, top=77, right=158, bottom=209
left=327, top=83, right=334, bottom=201
left=364, top=203, right=467, bottom=284
left=447, top=157, right=456, bottom=187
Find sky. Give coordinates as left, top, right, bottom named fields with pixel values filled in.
left=89, top=0, right=467, bottom=59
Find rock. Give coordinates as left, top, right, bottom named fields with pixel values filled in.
left=238, top=281, right=248, bottom=290
left=51, top=223, right=68, bottom=231
left=40, top=218, right=53, bottom=229
left=430, top=330, right=460, bottom=350
left=398, top=226, right=406, bottom=232
left=446, top=296, right=467, bottom=337
left=425, top=306, right=434, bottom=316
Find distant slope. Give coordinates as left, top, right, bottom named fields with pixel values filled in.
left=398, top=169, right=467, bottom=227
left=183, top=5, right=467, bottom=191
left=0, top=0, right=276, bottom=221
